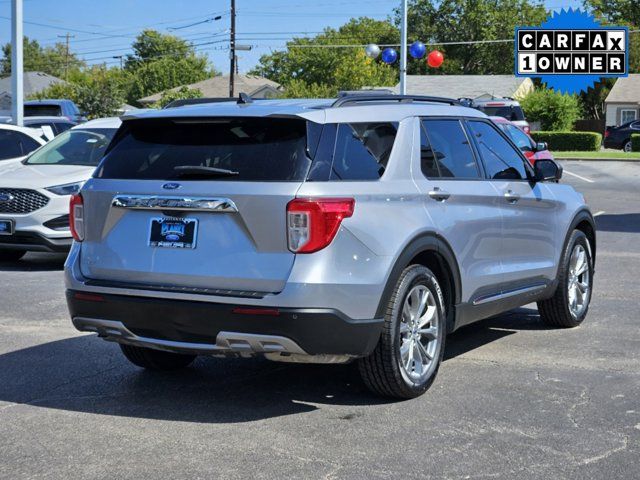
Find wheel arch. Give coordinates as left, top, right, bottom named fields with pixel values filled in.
left=375, top=232, right=461, bottom=332
left=567, top=208, right=597, bottom=267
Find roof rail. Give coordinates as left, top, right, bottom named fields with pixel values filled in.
left=331, top=94, right=462, bottom=108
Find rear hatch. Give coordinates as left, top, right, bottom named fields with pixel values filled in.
left=79, top=116, right=315, bottom=295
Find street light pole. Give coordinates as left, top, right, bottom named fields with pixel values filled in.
left=229, top=0, right=236, bottom=98
left=11, top=0, right=23, bottom=126
left=399, top=0, right=407, bottom=95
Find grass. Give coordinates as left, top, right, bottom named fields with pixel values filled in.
left=552, top=151, right=640, bottom=160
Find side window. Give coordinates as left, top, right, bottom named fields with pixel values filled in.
left=16, top=133, right=41, bottom=155
left=0, top=131, right=23, bottom=160
left=467, top=120, right=528, bottom=180
left=504, top=124, right=533, bottom=152
left=421, top=119, right=481, bottom=179
left=330, top=123, right=397, bottom=180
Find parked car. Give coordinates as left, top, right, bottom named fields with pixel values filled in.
left=0, top=117, right=120, bottom=260
left=0, top=123, right=46, bottom=162
left=65, top=95, right=595, bottom=399
left=604, top=120, right=640, bottom=152
left=490, top=116, right=554, bottom=165
left=24, top=99, right=87, bottom=123
left=472, top=97, right=531, bottom=134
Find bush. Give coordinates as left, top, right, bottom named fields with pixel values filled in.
left=153, top=87, right=203, bottom=108
left=520, top=89, right=581, bottom=130
left=632, top=134, right=640, bottom=152
left=531, top=131, right=602, bottom=151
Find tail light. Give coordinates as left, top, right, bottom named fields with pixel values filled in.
left=604, top=129, right=610, bottom=138
left=523, top=125, right=531, bottom=135
left=69, top=193, right=84, bottom=241
left=287, top=198, right=355, bottom=253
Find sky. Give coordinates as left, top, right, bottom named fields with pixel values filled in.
left=0, top=0, right=583, bottom=75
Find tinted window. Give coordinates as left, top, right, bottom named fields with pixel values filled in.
left=503, top=124, right=533, bottom=152
left=330, top=123, right=396, bottom=180
left=26, top=128, right=116, bottom=166
left=467, top=120, right=528, bottom=180
left=478, top=105, right=525, bottom=121
left=96, top=118, right=310, bottom=181
left=0, top=130, right=22, bottom=160
left=24, top=105, right=62, bottom=117
left=421, top=119, right=480, bottom=179
left=17, top=132, right=41, bottom=154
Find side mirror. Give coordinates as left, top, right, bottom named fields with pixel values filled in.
left=535, top=141, right=548, bottom=152
left=534, top=159, right=562, bottom=182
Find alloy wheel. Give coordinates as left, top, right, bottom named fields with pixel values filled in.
left=567, top=244, right=590, bottom=318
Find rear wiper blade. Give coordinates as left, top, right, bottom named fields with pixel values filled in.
left=172, top=165, right=239, bottom=177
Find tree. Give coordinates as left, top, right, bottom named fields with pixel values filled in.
left=153, top=86, right=203, bottom=108
left=520, top=89, right=582, bottom=130
left=1, top=37, right=84, bottom=78
left=252, top=17, right=399, bottom=90
left=403, top=0, right=548, bottom=75
left=125, top=29, right=193, bottom=70
left=579, top=78, right=614, bottom=119
left=584, top=0, right=640, bottom=26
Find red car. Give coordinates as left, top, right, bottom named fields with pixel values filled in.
left=489, top=116, right=553, bottom=165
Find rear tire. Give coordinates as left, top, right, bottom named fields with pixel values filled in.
left=623, top=139, right=632, bottom=152
left=358, top=265, right=446, bottom=399
left=537, top=230, right=593, bottom=328
left=0, top=250, right=26, bottom=262
left=120, top=344, right=196, bottom=370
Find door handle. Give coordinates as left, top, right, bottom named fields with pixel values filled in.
left=428, top=187, right=451, bottom=202
left=504, top=190, right=520, bottom=203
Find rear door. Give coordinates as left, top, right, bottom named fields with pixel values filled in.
left=414, top=118, right=505, bottom=304
left=80, top=117, right=313, bottom=294
left=466, top=119, right=558, bottom=289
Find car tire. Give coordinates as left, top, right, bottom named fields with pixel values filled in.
left=623, top=139, right=632, bottom=152
left=538, top=230, right=593, bottom=328
left=0, top=250, right=26, bottom=262
left=358, top=265, right=446, bottom=399
left=120, top=344, right=196, bottom=370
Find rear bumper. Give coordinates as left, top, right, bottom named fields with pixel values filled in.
left=0, top=231, right=72, bottom=252
left=66, top=290, right=384, bottom=357
left=603, top=137, right=623, bottom=149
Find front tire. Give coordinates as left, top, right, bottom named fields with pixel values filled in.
left=359, top=265, right=446, bottom=399
left=0, top=250, right=26, bottom=262
left=538, top=230, right=593, bottom=328
left=120, top=344, right=196, bottom=370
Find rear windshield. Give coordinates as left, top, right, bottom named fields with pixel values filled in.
left=478, top=105, right=525, bottom=122
left=25, top=105, right=63, bottom=117
left=95, top=118, right=311, bottom=181
left=25, top=128, right=117, bottom=166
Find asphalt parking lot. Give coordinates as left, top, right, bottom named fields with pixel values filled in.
left=0, top=160, right=639, bottom=480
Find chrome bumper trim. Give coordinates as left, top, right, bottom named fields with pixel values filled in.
left=111, top=195, right=238, bottom=213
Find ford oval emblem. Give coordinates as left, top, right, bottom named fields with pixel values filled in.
left=162, top=183, right=181, bottom=190
left=0, top=193, right=14, bottom=203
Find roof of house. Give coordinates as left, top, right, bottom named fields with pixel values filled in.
left=605, top=75, right=640, bottom=104
left=393, top=75, right=532, bottom=99
left=138, top=74, right=282, bottom=104
left=0, top=71, right=66, bottom=96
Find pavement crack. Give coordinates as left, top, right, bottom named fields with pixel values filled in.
left=580, top=434, right=629, bottom=465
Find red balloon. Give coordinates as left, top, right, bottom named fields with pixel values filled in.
left=427, top=50, right=444, bottom=68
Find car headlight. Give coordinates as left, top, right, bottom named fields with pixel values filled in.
left=45, top=181, right=84, bottom=196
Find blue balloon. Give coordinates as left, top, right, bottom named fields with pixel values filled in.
left=381, top=48, right=398, bottom=64
left=409, top=41, right=426, bottom=59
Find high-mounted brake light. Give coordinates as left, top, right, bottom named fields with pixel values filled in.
left=69, top=193, right=84, bottom=241
left=287, top=198, right=355, bottom=253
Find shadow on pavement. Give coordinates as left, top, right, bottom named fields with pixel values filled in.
left=0, top=252, right=66, bottom=272
left=0, top=308, right=544, bottom=422
left=595, top=213, right=640, bottom=233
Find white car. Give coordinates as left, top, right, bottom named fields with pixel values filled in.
left=0, top=123, right=47, bottom=162
left=0, top=117, right=121, bottom=261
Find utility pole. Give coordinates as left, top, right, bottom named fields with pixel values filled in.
left=229, top=0, right=236, bottom=98
left=11, top=0, right=23, bottom=127
left=113, top=55, right=124, bottom=69
left=399, top=0, right=407, bottom=95
left=58, top=32, right=75, bottom=80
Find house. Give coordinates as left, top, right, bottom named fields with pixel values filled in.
left=393, top=75, right=534, bottom=100
left=604, top=74, right=640, bottom=127
left=138, top=74, right=283, bottom=106
left=0, top=71, right=66, bottom=115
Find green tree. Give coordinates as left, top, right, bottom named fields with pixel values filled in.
left=1, top=37, right=84, bottom=78
left=520, top=88, right=582, bottom=130
left=125, top=29, right=193, bottom=70
left=403, top=0, right=548, bottom=75
left=153, top=86, right=203, bottom=108
left=584, top=0, right=640, bottom=26
left=579, top=78, right=614, bottom=119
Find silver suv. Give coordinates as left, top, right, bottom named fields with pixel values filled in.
left=65, top=95, right=596, bottom=399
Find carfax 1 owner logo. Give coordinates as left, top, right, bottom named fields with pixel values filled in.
left=515, top=8, right=629, bottom=94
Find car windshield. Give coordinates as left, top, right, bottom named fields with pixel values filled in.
left=479, top=105, right=525, bottom=121
left=25, top=128, right=117, bottom=166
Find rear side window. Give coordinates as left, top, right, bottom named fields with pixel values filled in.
left=25, top=105, right=62, bottom=117
left=331, top=123, right=396, bottom=180
left=478, top=105, right=525, bottom=121
left=96, top=118, right=311, bottom=181
left=420, top=119, right=480, bottom=179
left=467, top=120, right=528, bottom=180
